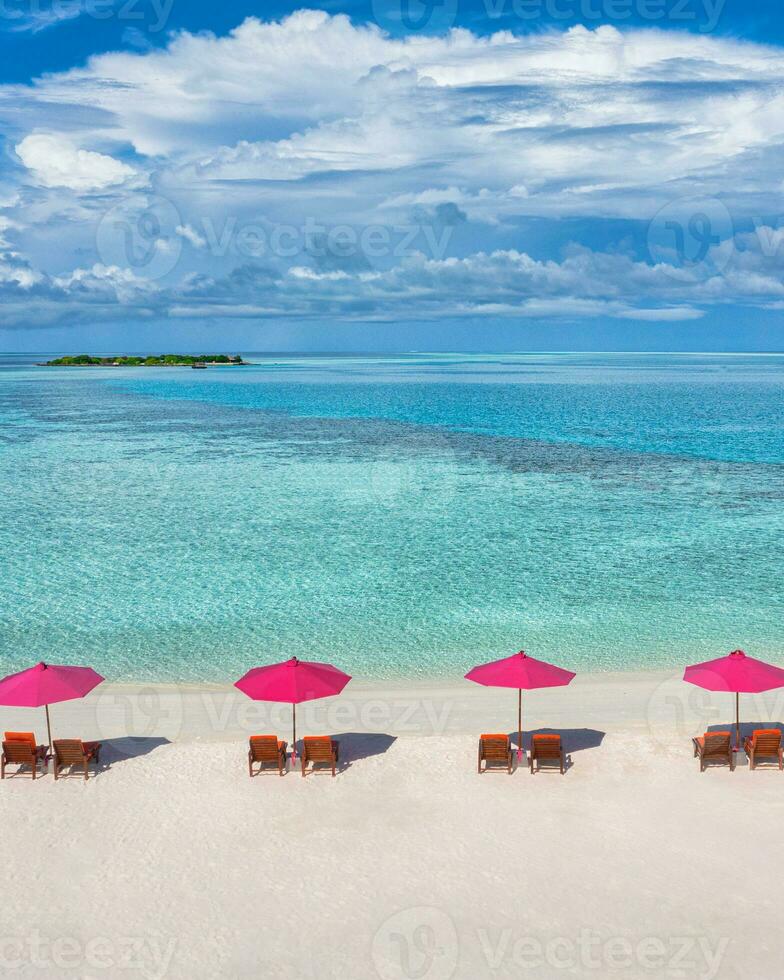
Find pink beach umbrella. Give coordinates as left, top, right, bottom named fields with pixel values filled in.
left=0, top=661, right=105, bottom=748
left=465, top=650, right=576, bottom=759
left=683, top=649, right=784, bottom=750
left=235, top=657, right=352, bottom=758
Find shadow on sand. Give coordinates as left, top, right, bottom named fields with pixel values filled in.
left=99, top=736, right=172, bottom=765
left=68, top=736, right=171, bottom=778
left=504, top=728, right=606, bottom=774
left=706, top=721, right=783, bottom=740
left=333, top=732, right=397, bottom=773
left=2, top=736, right=171, bottom=780
left=290, top=732, right=397, bottom=776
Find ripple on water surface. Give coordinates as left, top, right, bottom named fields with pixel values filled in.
left=1, top=354, right=783, bottom=681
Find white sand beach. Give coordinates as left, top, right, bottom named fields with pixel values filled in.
left=2, top=670, right=783, bottom=979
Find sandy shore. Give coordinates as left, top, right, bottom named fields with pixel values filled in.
left=2, top=670, right=783, bottom=979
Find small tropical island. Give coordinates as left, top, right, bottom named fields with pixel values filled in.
left=41, top=354, right=245, bottom=368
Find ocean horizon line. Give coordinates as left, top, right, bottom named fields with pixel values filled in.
left=5, top=349, right=784, bottom=358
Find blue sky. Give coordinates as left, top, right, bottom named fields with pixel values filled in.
left=1, top=0, right=783, bottom=350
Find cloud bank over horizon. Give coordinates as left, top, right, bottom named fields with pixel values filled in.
left=1, top=12, right=783, bottom=334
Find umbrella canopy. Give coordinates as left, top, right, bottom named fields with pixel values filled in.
left=235, top=657, right=351, bottom=754
left=683, top=649, right=784, bottom=748
left=0, top=661, right=105, bottom=746
left=465, top=651, right=576, bottom=759
left=683, top=649, right=784, bottom=693
left=466, top=650, right=576, bottom=690
left=235, top=657, right=351, bottom=703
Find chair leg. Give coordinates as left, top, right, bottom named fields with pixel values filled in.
left=0, top=757, right=4, bottom=780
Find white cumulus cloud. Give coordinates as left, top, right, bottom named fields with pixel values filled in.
left=1, top=15, right=784, bottom=331
left=15, top=134, right=136, bottom=192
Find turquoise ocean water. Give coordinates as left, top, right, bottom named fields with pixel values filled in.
left=1, top=352, right=783, bottom=682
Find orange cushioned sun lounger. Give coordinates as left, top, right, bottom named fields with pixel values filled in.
left=477, top=734, right=513, bottom=774
left=1, top=738, right=48, bottom=780
left=5, top=731, right=41, bottom=750
left=4, top=731, right=48, bottom=757
left=248, top=735, right=288, bottom=777
left=529, top=734, right=565, bottom=774
left=743, top=729, right=783, bottom=770
left=52, top=740, right=102, bottom=781
left=301, top=736, right=339, bottom=777
left=692, top=731, right=734, bottom=772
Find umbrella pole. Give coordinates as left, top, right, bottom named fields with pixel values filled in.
left=44, top=703, right=52, bottom=749
left=292, top=703, right=297, bottom=754
left=518, top=689, right=522, bottom=760
left=735, top=692, right=740, bottom=752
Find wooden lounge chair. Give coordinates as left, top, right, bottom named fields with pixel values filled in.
left=743, top=729, right=783, bottom=770
left=52, top=740, right=102, bottom=781
left=529, top=734, right=565, bottom=774
left=301, top=736, right=339, bottom=777
left=1, top=736, right=48, bottom=780
left=477, top=734, right=513, bottom=774
left=248, top=735, right=287, bottom=777
left=4, top=732, right=48, bottom=762
left=692, top=731, right=734, bottom=772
